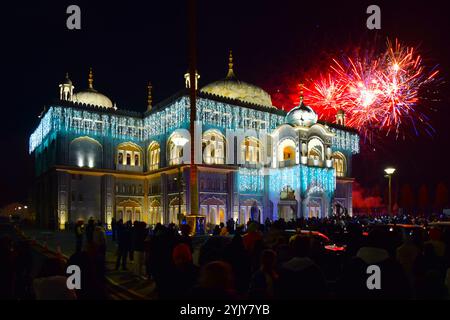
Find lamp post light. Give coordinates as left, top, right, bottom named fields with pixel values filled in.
left=175, top=161, right=185, bottom=225
left=384, top=167, right=396, bottom=216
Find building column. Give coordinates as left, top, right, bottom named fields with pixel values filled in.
left=101, top=174, right=115, bottom=229
left=295, top=189, right=302, bottom=219
left=226, top=172, right=234, bottom=221
left=161, top=173, right=168, bottom=224
left=57, top=171, right=70, bottom=230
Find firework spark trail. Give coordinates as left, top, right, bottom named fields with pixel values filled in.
left=303, top=39, right=439, bottom=139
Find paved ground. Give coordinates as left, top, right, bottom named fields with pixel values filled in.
left=21, top=226, right=158, bottom=299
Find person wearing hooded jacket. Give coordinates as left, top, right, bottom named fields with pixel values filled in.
left=336, top=228, right=411, bottom=299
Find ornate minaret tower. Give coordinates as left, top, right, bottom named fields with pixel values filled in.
left=59, top=72, right=74, bottom=101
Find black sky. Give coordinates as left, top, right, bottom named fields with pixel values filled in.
left=1, top=0, right=449, bottom=206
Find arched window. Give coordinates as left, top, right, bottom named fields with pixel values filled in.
left=307, top=138, right=324, bottom=166
left=332, top=152, right=346, bottom=177
left=277, top=138, right=296, bottom=167
left=117, top=142, right=142, bottom=168
left=69, top=136, right=103, bottom=168
left=202, top=130, right=225, bottom=164
left=241, top=137, right=262, bottom=164
left=148, top=142, right=160, bottom=171
left=167, top=133, right=188, bottom=166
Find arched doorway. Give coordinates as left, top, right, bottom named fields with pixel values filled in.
left=149, top=199, right=162, bottom=225
left=200, top=197, right=226, bottom=226
left=116, top=199, right=142, bottom=222
left=278, top=186, right=297, bottom=221
left=169, top=197, right=186, bottom=224
left=303, top=186, right=328, bottom=219
left=239, top=199, right=262, bottom=224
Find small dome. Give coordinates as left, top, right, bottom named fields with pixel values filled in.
left=286, top=100, right=318, bottom=127
left=62, top=73, right=73, bottom=85
left=73, top=89, right=113, bottom=108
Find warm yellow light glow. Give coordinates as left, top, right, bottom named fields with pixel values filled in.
left=384, top=167, right=396, bottom=175
left=172, top=136, right=189, bottom=146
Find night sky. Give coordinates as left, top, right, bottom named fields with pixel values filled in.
left=1, top=0, right=449, bottom=207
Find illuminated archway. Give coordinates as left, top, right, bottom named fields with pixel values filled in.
left=277, top=138, right=296, bottom=167
left=202, top=129, right=225, bottom=164
left=167, top=131, right=190, bottom=166
left=69, top=136, right=103, bottom=168
left=241, top=137, right=263, bottom=164
left=307, top=137, right=324, bottom=165
left=148, top=141, right=160, bottom=171
left=117, top=142, right=143, bottom=167
left=332, top=152, right=347, bottom=177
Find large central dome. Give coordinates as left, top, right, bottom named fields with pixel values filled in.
left=200, top=51, right=274, bottom=108
left=73, top=69, right=113, bottom=109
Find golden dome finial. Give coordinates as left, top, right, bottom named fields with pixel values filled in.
left=147, top=81, right=152, bottom=111
left=88, top=67, right=94, bottom=89
left=226, top=50, right=236, bottom=79
left=298, top=83, right=304, bottom=104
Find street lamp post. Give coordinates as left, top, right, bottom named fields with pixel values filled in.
left=384, top=167, right=396, bottom=216
left=176, top=161, right=184, bottom=225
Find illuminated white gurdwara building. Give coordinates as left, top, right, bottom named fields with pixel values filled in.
left=29, top=54, right=359, bottom=230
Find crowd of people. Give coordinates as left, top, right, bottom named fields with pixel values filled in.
left=1, top=213, right=450, bottom=300
left=109, top=214, right=450, bottom=300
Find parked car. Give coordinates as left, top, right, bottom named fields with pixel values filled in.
left=284, top=229, right=346, bottom=253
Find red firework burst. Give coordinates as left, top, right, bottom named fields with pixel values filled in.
left=302, top=39, right=439, bottom=139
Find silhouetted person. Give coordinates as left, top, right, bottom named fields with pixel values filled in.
left=243, top=222, right=262, bottom=253
left=275, top=236, right=328, bottom=299
left=336, top=228, right=411, bottom=299
left=163, top=243, right=199, bottom=299
left=14, top=240, right=33, bottom=300
left=191, top=261, right=237, bottom=300
left=93, top=221, right=107, bottom=278
left=129, top=220, right=138, bottom=263
left=86, top=217, right=95, bottom=244
left=223, top=234, right=251, bottom=294
left=134, top=222, right=148, bottom=277
left=115, top=220, right=130, bottom=270
left=33, top=257, right=77, bottom=300
left=0, top=236, right=15, bottom=299
left=413, top=242, right=448, bottom=299
left=178, top=223, right=193, bottom=253
left=75, top=220, right=84, bottom=253
left=249, top=249, right=278, bottom=299
left=67, top=243, right=107, bottom=300
left=111, top=217, right=117, bottom=241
